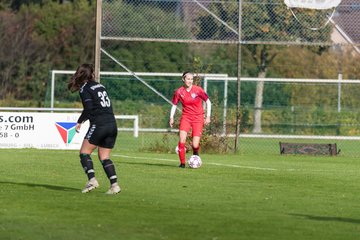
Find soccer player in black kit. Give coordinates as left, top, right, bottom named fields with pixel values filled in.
left=68, top=64, right=121, bottom=194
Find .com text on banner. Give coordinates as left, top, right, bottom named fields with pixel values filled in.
left=0, top=112, right=89, bottom=149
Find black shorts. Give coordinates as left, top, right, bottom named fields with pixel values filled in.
left=85, top=122, right=117, bottom=149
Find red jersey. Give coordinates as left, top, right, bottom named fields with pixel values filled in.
left=172, top=85, right=209, bottom=121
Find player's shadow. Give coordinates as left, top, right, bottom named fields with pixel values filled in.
left=290, top=213, right=360, bottom=224
left=121, top=161, right=176, bottom=168
left=0, top=181, right=79, bottom=192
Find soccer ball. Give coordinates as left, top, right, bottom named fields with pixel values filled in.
left=187, top=155, right=202, bottom=169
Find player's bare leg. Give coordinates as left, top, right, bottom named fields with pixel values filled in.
left=192, top=136, right=201, bottom=156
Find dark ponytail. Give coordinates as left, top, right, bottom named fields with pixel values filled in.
left=68, top=64, right=95, bottom=92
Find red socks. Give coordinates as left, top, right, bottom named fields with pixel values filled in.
left=178, top=142, right=186, bottom=164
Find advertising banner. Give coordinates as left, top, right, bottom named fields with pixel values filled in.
left=0, top=112, right=88, bottom=149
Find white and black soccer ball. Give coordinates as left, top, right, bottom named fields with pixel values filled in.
left=187, top=155, right=202, bottom=169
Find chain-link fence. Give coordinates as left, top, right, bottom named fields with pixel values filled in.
left=101, top=0, right=360, bottom=46
left=96, top=0, right=360, bottom=156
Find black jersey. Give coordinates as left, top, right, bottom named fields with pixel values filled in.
left=77, top=80, right=115, bottom=125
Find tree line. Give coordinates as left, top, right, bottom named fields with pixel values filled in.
left=0, top=0, right=95, bottom=103
left=2, top=0, right=360, bottom=116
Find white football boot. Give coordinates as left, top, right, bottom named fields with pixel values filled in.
left=105, top=183, right=121, bottom=195
left=81, top=178, right=99, bottom=193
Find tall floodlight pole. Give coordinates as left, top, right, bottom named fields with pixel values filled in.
left=234, top=0, right=243, bottom=153
left=94, top=0, right=102, bottom=82
left=234, top=0, right=242, bottom=153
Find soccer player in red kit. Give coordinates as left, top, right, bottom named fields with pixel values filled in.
left=169, top=71, right=211, bottom=168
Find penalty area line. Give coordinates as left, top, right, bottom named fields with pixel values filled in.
left=113, top=154, right=278, bottom=171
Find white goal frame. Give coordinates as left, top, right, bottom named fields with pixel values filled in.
left=203, top=74, right=360, bottom=136
left=50, top=70, right=228, bottom=110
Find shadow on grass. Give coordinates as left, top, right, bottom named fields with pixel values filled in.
left=0, top=181, right=79, bottom=192
left=290, top=213, right=360, bottom=224
left=121, top=161, right=177, bottom=168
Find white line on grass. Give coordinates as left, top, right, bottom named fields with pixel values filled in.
left=114, top=154, right=176, bottom=163
left=113, top=154, right=278, bottom=171
left=69, top=152, right=344, bottom=173
left=209, top=162, right=277, bottom=171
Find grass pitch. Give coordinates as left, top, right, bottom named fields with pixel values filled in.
left=1, top=145, right=360, bottom=240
